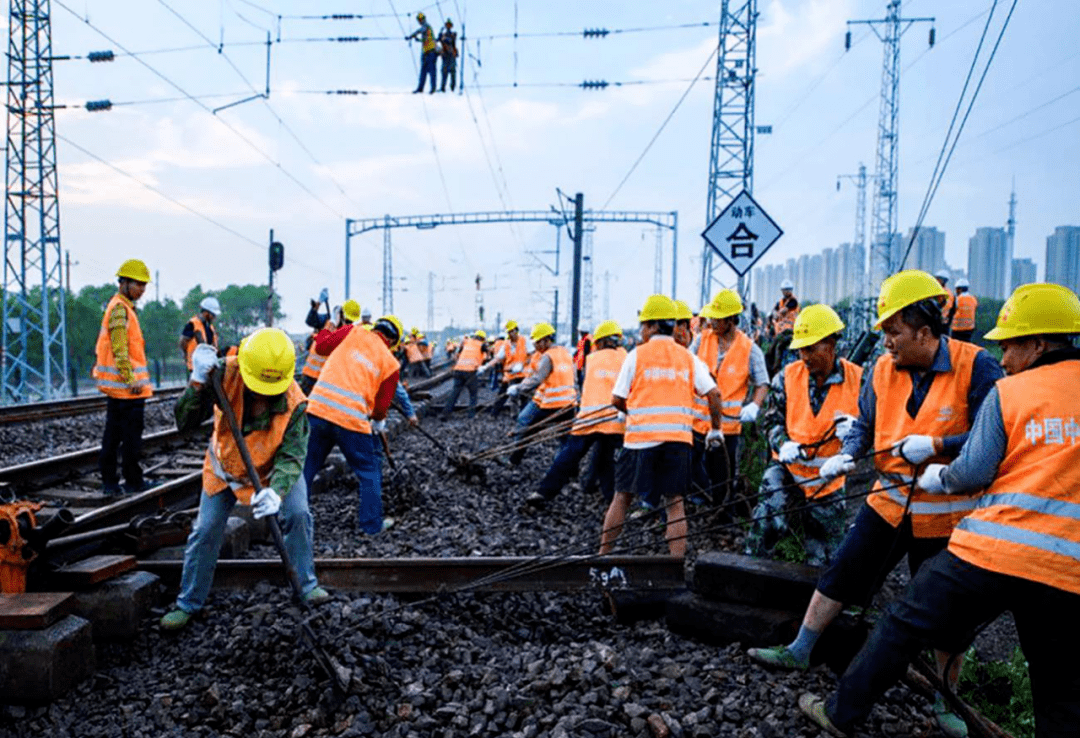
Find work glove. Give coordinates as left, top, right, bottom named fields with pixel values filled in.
left=509, top=362, right=524, bottom=373
left=820, top=453, right=855, bottom=481
left=408, top=415, right=420, bottom=428
left=190, top=344, right=218, bottom=384
left=705, top=429, right=724, bottom=450
left=892, top=435, right=937, bottom=465
left=739, top=402, right=760, bottom=424
left=917, top=463, right=949, bottom=494
left=318, top=287, right=329, bottom=304
left=778, top=440, right=801, bottom=464
left=371, top=419, right=387, bottom=434
left=128, top=380, right=149, bottom=395
left=506, top=384, right=522, bottom=397
left=251, top=487, right=281, bottom=519
left=834, top=413, right=857, bottom=441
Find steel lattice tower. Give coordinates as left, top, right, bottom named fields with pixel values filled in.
left=3, top=0, right=68, bottom=402
left=837, top=163, right=876, bottom=299
left=701, top=0, right=757, bottom=308
left=581, top=227, right=594, bottom=331
left=381, top=215, right=393, bottom=313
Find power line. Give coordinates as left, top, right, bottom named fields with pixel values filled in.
left=296, top=76, right=720, bottom=96
left=474, top=20, right=716, bottom=41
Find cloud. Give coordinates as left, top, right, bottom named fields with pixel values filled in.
left=758, top=0, right=855, bottom=77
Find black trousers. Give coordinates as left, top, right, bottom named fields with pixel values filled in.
left=99, top=396, right=145, bottom=489
left=535, top=433, right=622, bottom=503
left=442, top=370, right=478, bottom=416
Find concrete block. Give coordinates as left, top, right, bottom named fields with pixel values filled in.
left=691, top=551, right=818, bottom=610
left=70, top=571, right=161, bottom=642
left=605, top=589, right=685, bottom=625
left=665, top=591, right=801, bottom=648
left=0, top=615, right=95, bottom=703
left=218, top=516, right=250, bottom=559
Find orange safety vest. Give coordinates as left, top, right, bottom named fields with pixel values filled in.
left=692, top=328, right=716, bottom=435
left=202, top=357, right=306, bottom=505
left=301, top=321, right=333, bottom=380
left=624, top=338, right=696, bottom=446
left=307, top=325, right=399, bottom=434
left=421, top=342, right=433, bottom=360
left=948, top=359, right=1080, bottom=594
left=867, top=338, right=983, bottom=538
left=93, top=293, right=152, bottom=399
left=503, top=336, right=529, bottom=381
left=183, top=315, right=219, bottom=370
left=773, top=297, right=799, bottom=333
left=774, top=359, right=863, bottom=499
left=405, top=339, right=425, bottom=363
left=699, top=328, right=753, bottom=435
left=951, top=293, right=978, bottom=332
left=535, top=345, right=577, bottom=409
left=571, top=347, right=626, bottom=436
left=454, top=337, right=484, bottom=372
left=941, top=289, right=955, bottom=321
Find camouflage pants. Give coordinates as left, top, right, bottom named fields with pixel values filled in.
left=743, top=463, right=847, bottom=567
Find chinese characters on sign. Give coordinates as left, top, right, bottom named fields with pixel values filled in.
left=701, top=190, right=783, bottom=277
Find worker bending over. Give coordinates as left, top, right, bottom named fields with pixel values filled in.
left=180, top=296, right=221, bottom=372
left=950, top=278, right=978, bottom=342
left=800, top=283, right=1080, bottom=738
left=744, top=305, right=861, bottom=566
left=441, top=329, right=487, bottom=419
left=488, top=320, right=530, bottom=416
left=505, top=323, right=577, bottom=466
left=160, top=329, right=327, bottom=630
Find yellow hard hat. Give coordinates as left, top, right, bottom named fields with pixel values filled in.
left=475, top=330, right=487, bottom=339
left=116, top=259, right=151, bottom=283
left=790, top=304, right=846, bottom=349
left=874, top=269, right=947, bottom=330
left=238, top=328, right=295, bottom=395
left=984, top=283, right=1080, bottom=341
left=411, top=327, right=420, bottom=335
left=417, top=12, right=425, bottom=21
left=593, top=319, right=622, bottom=342
left=374, top=314, right=404, bottom=350
left=673, top=300, right=694, bottom=321
left=505, top=320, right=518, bottom=331
left=699, top=289, right=742, bottom=319
left=638, top=294, right=678, bottom=322
left=342, top=300, right=361, bottom=323
left=530, top=322, right=556, bottom=342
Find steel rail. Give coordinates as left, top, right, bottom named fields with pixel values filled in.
left=0, top=386, right=186, bottom=425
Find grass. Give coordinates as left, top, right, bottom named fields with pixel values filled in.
left=957, top=645, right=1034, bottom=738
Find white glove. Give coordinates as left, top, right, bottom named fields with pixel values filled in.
left=892, top=435, right=937, bottom=465
left=739, top=402, right=760, bottom=423
left=820, top=453, right=855, bottom=481
left=318, top=287, right=329, bottom=303
left=834, top=413, right=857, bottom=441
left=371, top=419, right=387, bottom=433
left=507, top=384, right=522, bottom=397
left=705, top=429, right=724, bottom=450
left=190, top=344, right=218, bottom=384
left=509, top=362, right=524, bottom=373
left=918, top=463, right=949, bottom=494
left=778, top=440, right=801, bottom=464
left=251, top=487, right=281, bottom=519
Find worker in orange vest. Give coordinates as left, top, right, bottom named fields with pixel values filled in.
left=94, top=259, right=154, bottom=496
left=673, top=299, right=725, bottom=504
left=950, top=278, right=978, bottom=343
left=159, top=329, right=327, bottom=631
left=801, top=283, right=1080, bottom=737
left=573, top=330, right=592, bottom=384
left=179, top=296, right=221, bottom=372
left=935, top=269, right=956, bottom=331
left=744, top=305, right=862, bottom=566
left=404, top=328, right=430, bottom=378
left=440, top=329, right=488, bottom=419
left=488, top=320, right=531, bottom=416
left=303, top=315, right=404, bottom=534
left=406, top=12, right=438, bottom=94
left=770, top=279, right=800, bottom=336
left=750, top=270, right=1004, bottom=738
left=505, top=323, right=577, bottom=465
left=299, top=299, right=359, bottom=395
left=598, top=295, right=723, bottom=558
left=487, top=334, right=508, bottom=391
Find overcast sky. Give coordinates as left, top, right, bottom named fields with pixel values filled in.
left=48, top=0, right=1078, bottom=332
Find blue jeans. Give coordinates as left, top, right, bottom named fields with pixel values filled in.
left=510, top=402, right=571, bottom=465
left=303, top=415, right=384, bottom=534
left=417, top=51, right=437, bottom=92
left=536, top=433, right=621, bottom=503
left=176, top=476, right=317, bottom=613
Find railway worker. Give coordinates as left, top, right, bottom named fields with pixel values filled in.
left=179, top=296, right=221, bottom=372
left=404, top=328, right=430, bottom=379
left=950, top=278, right=978, bottom=343
left=160, top=328, right=327, bottom=631
left=299, top=300, right=360, bottom=396
left=488, top=320, right=530, bottom=416
left=574, top=329, right=592, bottom=384
left=303, top=314, right=404, bottom=534
left=438, top=18, right=458, bottom=93
left=504, top=323, right=577, bottom=466
left=936, top=268, right=956, bottom=332
left=743, top=305, right=862, bottom=566
left=94, top=259, right=154, bottom=496
left=800, top=283, right=1080, bottom=738
left=770, top=279, right=799, bottom=336
left=406, top=12, right=437, bottom=94
left=360, top=307, right=372, bottom=326
left=748, top=270, right=1004, bottom=738
left=673, top=300, right=722, bottom=503
left=440, top=330, right=487, bottom=419
left=487, top=333, right=508, bottom=390
left=598, top=295, right=724, bottom=558
left=525, top=320, right=626, bottom=508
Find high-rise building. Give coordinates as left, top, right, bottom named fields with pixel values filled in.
left=1045, top=226, right=1080, bottom=293
left=967, top=227, right=1009, bottom=299
left=823, top=247, right=838, bottom=305
left=904, top=226, right=946, bottom=274
left=1011, top=258, right=1036, bottom=290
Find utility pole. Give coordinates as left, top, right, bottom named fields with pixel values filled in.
left=154, top=270, right=160, bottom=303
left=837, top=163, right=876, bottom=300
left=427, top=271, right=434, bottom=331
left=266, top=228, right=275, bottom=327
left=846, top=1, right=934, bottom=287
left=603, top=271, right=611, bottom=319
left=570, top=192, right=584, bottom=343
left=1005, top=181, right=1016, bottom=296
left=653, top=226, right=663, bottom=294
left=581, top=227, right=594, bottom=331
left=381, top=215, right=393, bottom=313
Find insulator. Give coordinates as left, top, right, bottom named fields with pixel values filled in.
left=330, top=14, right=356, bottom=20
left=87, top=50, right=114, bottom=62
left=85, top=99, right=112, bottom=112
left=582, top=28, right=609, bottom=38
left=336, top=36, right=360, bottom=42
left=844, top=30, right=851, bottom=51
left=580, top=80, right=609, bottom=90
left=928, top=27, right=935, bottom=47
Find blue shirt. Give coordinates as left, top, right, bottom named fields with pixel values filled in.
left=394, top=381, right=416, bottom=419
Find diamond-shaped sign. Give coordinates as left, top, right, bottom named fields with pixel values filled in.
left=702, top=190, right=783, bottom=277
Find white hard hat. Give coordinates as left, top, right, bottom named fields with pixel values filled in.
left=361, top=306, right=372, bottom=318
left=200, top=296, right=221, bottom=315
left=935, top=269, right=950, bottom=281
left=956, top=277, right=970, bottom=289
left=780, top=279, right=794, bottom=291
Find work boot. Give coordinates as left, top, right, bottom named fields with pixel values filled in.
left=160, top=609, right=192, bottom=631
left=303, top=586, right=331, bottom=606
left=798, top=694, right=848, bottom=738
left=933, top=694, right=969, bottom=738
left=747, top=644, right=809, bottom=670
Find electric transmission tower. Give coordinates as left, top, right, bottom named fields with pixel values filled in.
left=426, top=271, right=434, bottom=331
left=653, top=226, right=663, bottom=294
left=581, top=227, right=594, bottom=331
left=381, top=216, right=393, bottom=313
left=1005, top=182, right=1016, bottom=297
left=701, top=0, right=757, bottom=307
left=837, top=163, right=880, bottom=300
left=846, top=1, right=933, bottom=287
left=3, top=0, right=69, bottom=402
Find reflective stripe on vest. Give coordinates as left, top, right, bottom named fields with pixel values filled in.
left=867, top=338, right=982, bottom=537
left=948, top=359, right=1080, bottom=594
left=717, top=330, right=753, bottom=435
left=571, top=347, right=625, bottom=435
left=536, top=345, right=578, bottom=409
left=624, top=339, right=695, bottom=445
left=92, top=294, right=153, bottom=399
left=306, top=325, right=398, bottom=433
left=951, top=293, right=977, bottom=331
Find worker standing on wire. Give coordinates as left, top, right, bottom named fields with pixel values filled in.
left=950, top=278, right=978, bottom=343
left=299, top=299, right=359, bottom=396
left=598, top=295, right=723, bottom=558
left=438, top=18, right=458, bottom=93
left=743, top=305, right=862, bottom=566
left=440, top=329, right=487, bottom=419
left=488, top=320, right=530, bottom=416
left=406, top=12, right=438, bottom=94
left=800, top=283, right=1080, bottom=738
left=935, top=268, right=955, bottom=333
left=179, top=296, right=221, bottom=373
left=94, top=259, right=154, bottom=496
left=505, top=323, right=577, bottom=466
left=748, top=270, right=1004, bottom=738
left=771, top=279, right=799, bottom=336
left=160, top=329, right=328, bottom=631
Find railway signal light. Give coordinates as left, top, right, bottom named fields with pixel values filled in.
left=269, top=241, right=285, bottom=272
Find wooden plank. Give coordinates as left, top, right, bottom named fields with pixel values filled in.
left=0, top=593, right=74, bottom=630
left=692, top=551, right=819, bottom=610
left=50, top=555, right=137, bottom=589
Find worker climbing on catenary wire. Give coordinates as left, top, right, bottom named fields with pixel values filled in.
left=488, top=320, right=530, bottom=416
left=748, top=269, right=1005, bottom=738
left=299, top=298, right=360, bottom=396
left=440, top=329, right=488, bottom=419
left=743, top=304, right=861, bottom=566
left=94, top=259, right=154, bottom=496
left=598, top=295, right=723, bottom=559
left=799, top=283, right=1080, bottom=738
left=160, top=328, right=328, bottom=631
left=950, top=278, right=978, bottom=343
left=179, top=296, right=221, bottom=372
left=406, top=12, right=438, bottom=94
left=504, top=323, right=577, bottom=466
left=438, top=18, right=458, bottom=93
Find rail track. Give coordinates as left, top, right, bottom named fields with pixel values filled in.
left=0, top=386, right=186, bottom=425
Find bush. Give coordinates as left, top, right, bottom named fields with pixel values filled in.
left=958, top=645, right=1034, bottom=738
